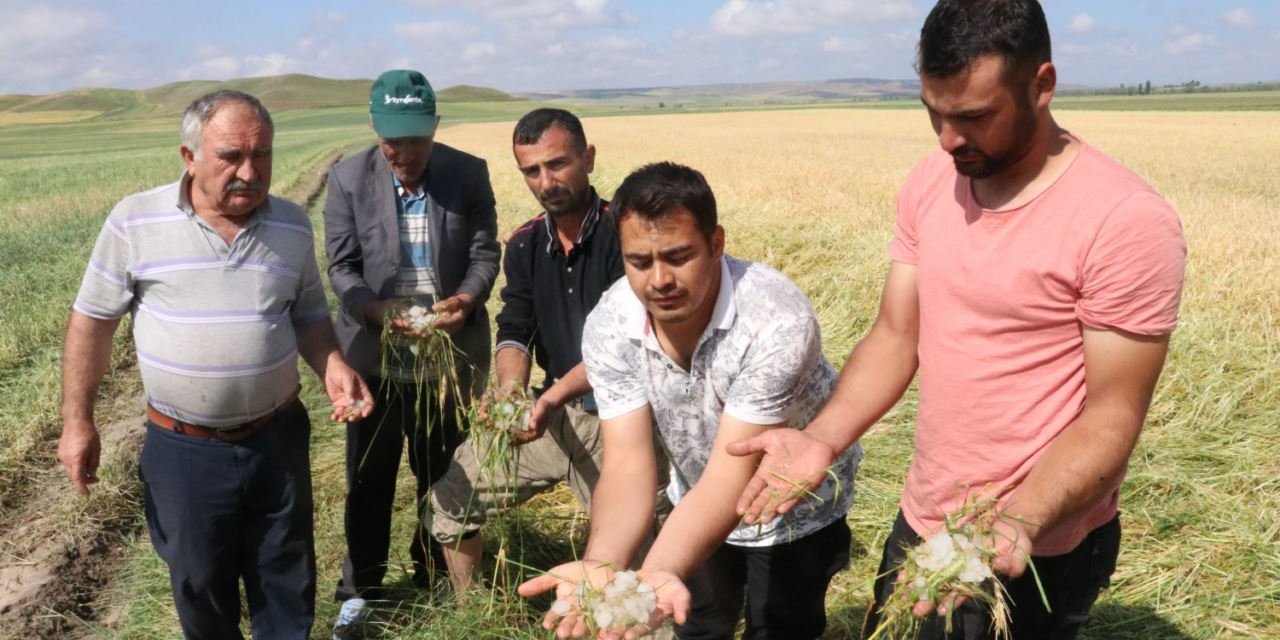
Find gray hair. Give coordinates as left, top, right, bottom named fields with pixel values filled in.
left=180, top=90, right=274, bottom=156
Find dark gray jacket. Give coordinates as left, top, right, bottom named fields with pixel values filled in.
left=323, top=142, right=499, bottom=383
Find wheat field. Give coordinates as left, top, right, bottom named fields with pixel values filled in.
left=435, top=109, right=1280, bottom=639
left=57, top=107, right=1280, bottom=638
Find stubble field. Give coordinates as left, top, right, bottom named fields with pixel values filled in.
left=1, top=104, right=1276, bottom=639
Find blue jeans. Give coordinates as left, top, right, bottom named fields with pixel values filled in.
left=140, top=400, right=315, bottom=640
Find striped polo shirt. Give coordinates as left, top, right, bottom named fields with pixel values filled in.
left=74, top=174, right=331, bottom=428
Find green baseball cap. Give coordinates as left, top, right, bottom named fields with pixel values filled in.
left=369, top=69, right=438, bottom=139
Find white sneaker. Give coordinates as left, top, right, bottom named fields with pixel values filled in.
left=332, top=597, right=370, bottom=640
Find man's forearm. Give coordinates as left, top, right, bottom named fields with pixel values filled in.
left=1007, top=330, right=1168, bottom=543
left=1005, top=401, right=1145, bottom=541
left=640, top=479, right=744, bottom=579
left=494, top=346, right=532, bottom=391
left=61, top=312, right=120, bottom=425
left=806, top=324, right=918, bottom=453
left=584, top=457, right=657, bottom=568
left=541, top=362, right=591, bottom=408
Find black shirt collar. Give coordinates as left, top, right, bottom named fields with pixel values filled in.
left=544, top=189, right=603, bottom=256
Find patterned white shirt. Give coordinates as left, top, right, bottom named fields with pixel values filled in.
left=583, top=255, right=862, bottom=547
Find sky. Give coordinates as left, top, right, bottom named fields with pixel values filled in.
left=1, top=0, right=1277, bottom=95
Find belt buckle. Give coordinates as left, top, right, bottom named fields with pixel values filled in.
left=212, top=424, right=255, bottom=442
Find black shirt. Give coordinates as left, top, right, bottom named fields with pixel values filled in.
left=495, top=190, right=623, bottom=387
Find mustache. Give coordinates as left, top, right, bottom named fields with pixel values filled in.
left=225, top=179, right=263, bottom=193
left=539, top=187, right=568, bottom=201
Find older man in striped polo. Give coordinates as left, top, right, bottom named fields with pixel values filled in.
left=57, top=90, right=373, bottom=639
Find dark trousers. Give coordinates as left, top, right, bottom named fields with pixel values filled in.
left=862, top=511, right=1121, bottom=640
left=678, top=517, right=851, bottom=640
left=336, top=377, right=466, bottom=601
left=140, top=401, right=315, bottom=640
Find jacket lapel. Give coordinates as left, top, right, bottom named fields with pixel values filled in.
left=425, top=149, right=447, bottom=280
left=369, top=151, right=400, bottom=273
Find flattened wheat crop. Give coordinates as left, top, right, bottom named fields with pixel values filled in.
left=63, top=107, right=1280, bottom=638
left=440, top=108, right=1280, bottom=639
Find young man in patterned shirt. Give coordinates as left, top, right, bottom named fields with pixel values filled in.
left=520, top=162, right=861, bottom=639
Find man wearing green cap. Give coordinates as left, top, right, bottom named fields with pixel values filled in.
left=323, top=69, right=499, bottom=634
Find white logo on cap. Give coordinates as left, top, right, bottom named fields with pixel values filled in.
left=385, top=95, right=425, bottom=105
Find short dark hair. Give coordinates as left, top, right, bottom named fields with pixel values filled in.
left=612, top=162, right=717, bottom=242
left=513, top=108, right=587, bottom=152
left=917, top=0, right=1052, bottom=83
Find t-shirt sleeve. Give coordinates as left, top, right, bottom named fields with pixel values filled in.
left=1076, top=190, right=1187, bottom=335
left=582, top=298, right=648, bottom=420
left=73, top=212, right=134, bottom=319
left=723, top=312, right=823, bottom=425
left=888, top=162, right=925, bottom=265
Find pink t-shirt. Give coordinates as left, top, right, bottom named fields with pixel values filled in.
left=890, top=141, right=1186, bottom=556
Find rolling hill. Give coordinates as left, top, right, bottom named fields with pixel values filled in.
left=0, top=75, right=519, bottom=123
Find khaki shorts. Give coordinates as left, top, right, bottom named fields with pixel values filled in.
left=431, top=399, right=671, bottom=546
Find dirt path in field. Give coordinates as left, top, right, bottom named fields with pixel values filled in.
left=0, top=392, right=146, bottom=638
left=0, top=151, right=345, bottom=638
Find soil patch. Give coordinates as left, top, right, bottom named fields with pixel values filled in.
left=0, top=396, right=145, bottom=638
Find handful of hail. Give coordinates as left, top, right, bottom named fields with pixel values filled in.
left=866, top=495, right=1045, bottom=640
left=550, top=570, right=674, bottom=639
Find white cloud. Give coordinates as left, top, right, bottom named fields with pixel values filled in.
left=462, top=42, right=498, bottom=61
left=180, top=56, right=242, bottom=80
left=0, top=5, right=106, bottom=52
left=1067, top=13, right=1095, bottom=33
left=407, top=0, right=634, bottom=31
left=758, top=57, right=781, bottom=69
left=243, top=53, right=300, bottom=77
left=1222, top=8, right=1255, bottom=28
left=1164, top=31, right=1217, bottom=55
left=0, top=5, right=116, bottom=91
left=711, top=0, right=916, bottom=37
left=394, top=20, right=475, bottom=39
left=822, top=36, right=868, bottom=54
left=592, top=34, right=642, bottom=51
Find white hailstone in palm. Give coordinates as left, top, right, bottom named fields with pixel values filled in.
left=580, top=570, right=662, bottom=635
left=492, top=399, right=533, bottom=432
left=915, top=532, right=959, bottom=572
left=912, top=576, right=930, bottom=601
left=958, top=554, right=994, bottom=584
left=550, top=598, right=574, bottom=617
left=338, top=398, right=370, bottom=421
left=404, top=305, right=436, bottom=332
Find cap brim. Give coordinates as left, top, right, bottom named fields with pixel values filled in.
left=371, top=112, right=438, bottom=139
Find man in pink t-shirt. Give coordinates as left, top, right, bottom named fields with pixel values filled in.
left=728, top=1, right=1186, bottom=638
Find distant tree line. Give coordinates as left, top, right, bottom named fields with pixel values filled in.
left=1064, top=80, right=1280, bottom=97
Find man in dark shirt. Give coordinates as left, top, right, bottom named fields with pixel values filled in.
left=430, top=108, right=648, bottom=592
